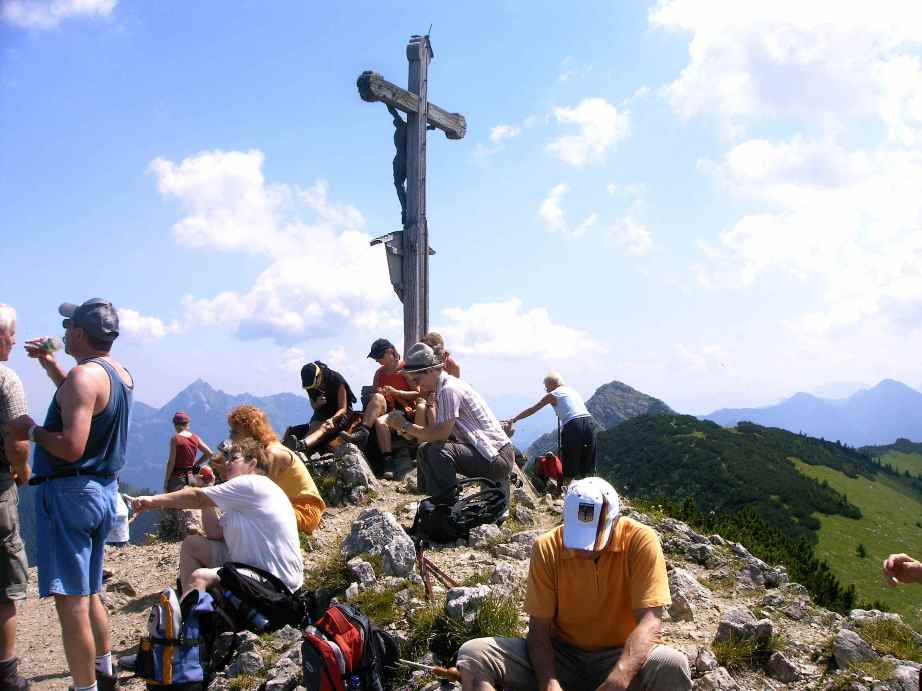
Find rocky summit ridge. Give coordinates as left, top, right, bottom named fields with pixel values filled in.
left=16, top=444, right=922, bottom=691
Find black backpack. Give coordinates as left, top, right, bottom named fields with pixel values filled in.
left=408, top=477, right=506, bottom=544
left=302, top=602, right=400, bottom=691
left=217, top=562, right=311, bottom=633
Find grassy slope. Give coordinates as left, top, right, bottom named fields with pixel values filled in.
left=875, top=451, right=922, bottom=476
left=792, top=458, right=922, bottom=629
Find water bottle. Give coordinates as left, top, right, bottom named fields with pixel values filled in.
left=41, top=336, right=64, bottom=353
left=223, top=591, right=270, bottom=632
left=347, top=674, right=362, bottom=691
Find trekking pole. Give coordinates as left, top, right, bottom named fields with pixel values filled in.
left=397, top=659, right=462, bottom=682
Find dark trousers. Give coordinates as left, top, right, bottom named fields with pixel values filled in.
left=419, top=441, right=515, bottom=499
left=560, top=416, right=596, bottom=478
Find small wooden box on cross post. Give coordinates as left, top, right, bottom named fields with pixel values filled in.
left=357, top=35, right=467, bottom=356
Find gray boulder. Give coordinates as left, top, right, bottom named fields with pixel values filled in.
left=849, top=609, right=904, bottom=627
left=341, top=509, right=416, bottom=577
left=695, top=647, right=719, bottom=676
left=715, top=607, right=773, bottom=645
left=688, top=543, right=722, bottom=568
left=667, top=568, right=710, bottom=623
left=446, top=585, right=491, bottom=621
left=765, top=651, right=798, bottom=683
left=493, top=542, right=531, bottom=560
left=335, top=445, right=380, bottom=489
left=513, top=484, right=537, bottom=510
left=469, top=524, right=501, bottom=549
left=347, top=557, right=377, bottom=586
left=693, top=667, right=738, bottom=690
left=513, top=503, right=537, bottom=526
left=737, top=562, right=766, bottom=588
left=490, top=562, right=517, bottom=587
left=833, top=628, right=878, bottom=669
left=226, top=651, right=264, bottom=677
left=890, top=664, right=921, bottom=691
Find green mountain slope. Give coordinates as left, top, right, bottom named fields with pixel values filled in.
left=793, top=459, right=922, bottom=629
left=596, top=415, right=867, bottom=541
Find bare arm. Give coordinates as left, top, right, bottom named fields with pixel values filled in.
left=163, top=437, right=177, bottom=491
left=32, top=366, right=97, bottom=462
left=510, top=394, right=555, bottom=424
left=2, top=426, right=30, bottom=486
left=387, top=416, right=456, bottom=443
left=200, top=504, right=223, bottom=540
left=23, top=341, right=67, bottom=388
left=196, top=437, right=213, bottom=462
left=526, top=617, right=564, bottom=691
left=131, top=486, right=217, bottom=512
left=333, top=384, right=349, bottom=421
left=599, top=607, right=663, bottom=690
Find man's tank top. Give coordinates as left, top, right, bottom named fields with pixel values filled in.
left=33, top=358, right=133, bottom=477
left=173, top=433, right=202, bottom=472
left=550, top=386, right=591, bottom=426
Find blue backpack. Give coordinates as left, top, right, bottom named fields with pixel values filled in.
left=134, top=587, right=235, bottom=689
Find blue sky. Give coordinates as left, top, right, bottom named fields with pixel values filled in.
left=4, top=0, right=922, bottom=440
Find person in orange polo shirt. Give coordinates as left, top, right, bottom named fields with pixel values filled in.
left=457, top=477, right=691, bottom=691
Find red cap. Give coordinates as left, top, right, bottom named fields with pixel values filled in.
left=172, top=411, right=190, bottom=424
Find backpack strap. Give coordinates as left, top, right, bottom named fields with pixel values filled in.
left=219, top=561, right=294, bottom=595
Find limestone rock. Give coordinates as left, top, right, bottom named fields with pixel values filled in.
left=446, top=585, right=491, bottom=621
left=226, top=651, right=264, bottom=677
left=265, top=655, right=302, bottom=691
left=513, top=484, right=537, bottom=510
left=715, top=607, right=773, bottom=645
left=493, top=542, right=530, bottom=561
left=509, top=530, right=542, bottom=548
left=670, top=567, right=712, bottom=601
left=688, top=543, right=722, bottom=568
left=833, top=628, right=878, bottom=668
left=890, top=664, right=921, bottom=691
left=345, top=582, right=360, bottom=600
left=694, top=647, right=719, bottom=676
left=849, top=609, right=904, bottom=627
left=513, top=503, right=537, bottom=526
left=341, top=509, right=416, bottom=577
left=105, top=579, right=137, bottom=597
left=764, top=565, right=789, bottom=587
left=470, top=524, right=502, bottom=548
left=347, top=557, right=377, bottom=586
left=490, top=562, right=517, bottom=587
left=693, top=667, right=738, bottom=690
left=765, top=651, right=798, bottom=683
left=737, top=562, right=766, bottom=588
left=335, top=445, right=381, bottom=489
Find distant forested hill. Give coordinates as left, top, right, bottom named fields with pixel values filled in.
left=596, top=415, right=872, bottom=541
left=525, top=380, right=672, bottom=458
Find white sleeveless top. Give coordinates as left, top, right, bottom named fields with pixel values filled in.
left=550, top=386, right=591, bottom=426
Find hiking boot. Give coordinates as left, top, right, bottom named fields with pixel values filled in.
left=96, top=671, right=120, bottom=691
left=392, top=455, right=414, bottom=482
left=338, top=425, right=370, bottom=450
left=0, top=657, right=29, bottom=691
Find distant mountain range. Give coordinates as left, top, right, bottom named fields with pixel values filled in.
left=525, top=381, right=673, bottom=458
left=703, top=379, right=922, bottom=447
left=119, top=378, right=309, bottom=490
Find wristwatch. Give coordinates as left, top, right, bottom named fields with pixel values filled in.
left=26, top=425, right=37, bottom=442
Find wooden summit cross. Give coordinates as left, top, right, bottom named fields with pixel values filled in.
left=357, top=35, right=467, bottom=355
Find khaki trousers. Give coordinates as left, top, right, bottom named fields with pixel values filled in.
left=456, top=636, right=691, bottom=691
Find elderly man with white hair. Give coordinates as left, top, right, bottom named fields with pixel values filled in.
left=0, top=304, right=31, bottom=690
left=505, top=372, right=597, bottom=484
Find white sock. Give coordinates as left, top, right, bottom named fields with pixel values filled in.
left=95, top=651, right=112, bottom=675
left=74, top=684, right=97, bottom=691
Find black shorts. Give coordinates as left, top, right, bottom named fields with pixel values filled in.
left=560, top=416, right=596, bottom=479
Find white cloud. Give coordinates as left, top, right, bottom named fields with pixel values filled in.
left=546, top=98, right=630, bottom=166
left=489, top=124, right=521, bottom=143
left=2, top=0, right=115, bottom=29
left=610, top=217, right=653, bottom=256
left=651, top=0, right=922, bottom=138
left=117, top=308, right=178, bottom=343
left=437, top=299, right=606, bottom=360
left=150, top=149, right=396, bottom=345
left=537, top=184, right=597, bottom=238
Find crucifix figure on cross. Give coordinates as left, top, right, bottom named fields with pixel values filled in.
left=357, top=34, right=467, bottom=355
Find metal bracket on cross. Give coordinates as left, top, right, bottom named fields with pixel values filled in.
left=370, top=230, right=435, bottom=302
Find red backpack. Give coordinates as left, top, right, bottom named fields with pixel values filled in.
left=301, top=603, right=399, bottom=691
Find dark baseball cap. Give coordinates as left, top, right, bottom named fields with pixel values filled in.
left=367, top=338, right=395, bottom=359
left=59, top=298, right=120, bottom=342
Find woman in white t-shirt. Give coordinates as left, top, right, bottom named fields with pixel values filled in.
left=504, top=372, right=597, bottom=484
left=131, top=438, right=303, bottom=595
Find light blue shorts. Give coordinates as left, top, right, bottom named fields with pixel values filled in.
left=35, top=476, right=117, bottom=597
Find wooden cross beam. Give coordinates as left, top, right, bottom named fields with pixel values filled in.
left=357, top=35, right=467, bottom=355
left=357, top=71, right=467, bottom=140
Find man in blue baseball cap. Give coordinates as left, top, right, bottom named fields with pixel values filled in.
left=9, top=298, right=132, bottom=691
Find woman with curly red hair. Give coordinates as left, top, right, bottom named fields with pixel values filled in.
left=226, top=405, right=326, bottom=534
